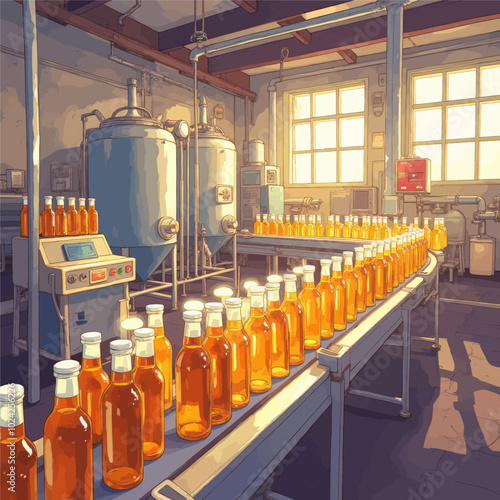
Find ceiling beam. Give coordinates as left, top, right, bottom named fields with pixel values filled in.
left=66, top=0, right=110, bottom=15
left=208, top=1, right=500, bottom=74
left=158, top=0, right=349, bottom=52
left=232, top=0, right=259, bottom=14
left=277, top=16, right=311, bottom=46
left=338, top=48, right=356, bottom=64
left=19, top=0, right=256, bottom=100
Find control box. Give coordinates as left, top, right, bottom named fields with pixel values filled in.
left=396, top=157, right=431, bottom=194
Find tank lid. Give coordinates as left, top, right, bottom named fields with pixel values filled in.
left=99, top=105, right=164, bottom=129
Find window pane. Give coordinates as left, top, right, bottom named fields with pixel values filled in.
left=293, top=153, right=311, bottom=183
left=340, top=117, right=364, bottom=147
left=415, top=74, right=443, bottom=104
left=480, top=102, right=500, bottom=137
left=447, top=105, right=475, bottom=139
left=340, top=150, right=364, bottom=182
left=481, top=65, right=500, bottom=97
left=315, top=151, right=337, bottom=183
left=415, top=144, right=442, bottom=181
left=293, top=123, right=311, bottom=152
left=314, top=91, right=336, bottom=117
left=414, top=108, right=442, bottom=141
left=292, top=95, right=310, bottom=119
left=446, top=142, right=475, bottom=181
left=479, top=141, right=500, bottom=179
left=340, top=86, right=364, bottom=114
left=314, top=120, right=336, bottom=149
left=448, top=69, right=476, bottom=100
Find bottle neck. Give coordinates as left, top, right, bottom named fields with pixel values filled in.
left=226, top=306, right=242, bottom=322
left=82, top=357, right=102, bottom=370
left=184, top=322, right=201, bottom=339
left=251, top=306, right=265, bottom=317
left=44, top=204, right=51, bottom=210
left=226, top=318, right=243, bottom=330
left=147, top=311, right=163, bottom=329
left=111, top=352, right=132, bottom=374
left=0, top=400, right=24, bottom=428
left=135, top=338, right=155, bottom=359
left=250, top=295, right=265, bottom=309
left=82, top=342, right=101, bottom=360
left=207, top=311, right=223, bottom=328
left=56, top=205, right=64, bottom=210
left=267, top=299, right=281, bottom=310
left=183, top=335, right=202, bottom=347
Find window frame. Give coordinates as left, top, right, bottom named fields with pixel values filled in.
left=285, top=79, right=368, bottom=187
left=409, top=61, right=500, bottom=185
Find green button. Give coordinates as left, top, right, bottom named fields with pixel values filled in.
left=118, top=268, right=123, bottom=274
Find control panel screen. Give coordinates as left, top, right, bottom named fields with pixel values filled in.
left=353, top=190, right=369, bottom=210
left=63, top=242, right=98, bottom=261
left=243, top=171, right=260, bottom=185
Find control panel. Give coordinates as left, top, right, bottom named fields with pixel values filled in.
left=396, top=157, right=431, bottom=194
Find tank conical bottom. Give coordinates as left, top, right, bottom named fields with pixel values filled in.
left=113, top=245, right=175, bottom=281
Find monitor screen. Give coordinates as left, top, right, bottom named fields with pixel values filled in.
left=63, top=242, right=98, bottom=261
left=353, top=189, right=369, bottom=210
left=243, top=171, right=261, bottom=185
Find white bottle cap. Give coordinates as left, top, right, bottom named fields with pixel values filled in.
left=271, top=214, right=276, bottom=220
left=249, top=285, right=266, bottom=295
left=88, top=198, right=95, bottom=206
left=286, top=215, right=290, bottom=221
left=44, top=196, right=52, bottom=204
left=53, top=359, right=80, bottom=377
left=81, top=331, right=102, bottom=344
left=0, top=384, right=24, bottom=402
left=283, top=274, right=296, bottom=281
left=267, top=274, right=283, bottom=283
left=205, top=302, right=224, bottom=312
left=317, top=215, right=322, bottom=223
left=146, top=304, right=164, bottom=313
left=56, top=196, right=64, bottom=205
left=183, top=310, right=202, bottom=321
left=320, top=259, right=332, bottom=266
left=402, top=217, right=407, bottom=223
left=110, top=339, right=133, bottom=352
left=263, top=214, right=268, bottom=220
left=292, top=266, right=304, bottom=276
left=225, top=297, right=242, bottom=307
left=22, top=196, right=28, bottom=204
left=183, top=299, right=205, bottom=312
left=243, top=280, right=259, bottom=293
left=68, top=197, right=75, bottom=205
left=256, top=213, right=260, bottom=218
left=363, top=244, right=372, bottom=258
left=78, top=198, right=86, bottom=205
left=133, top=327, right=155, bottom=339
left=328, top=215, right=333, bottom=222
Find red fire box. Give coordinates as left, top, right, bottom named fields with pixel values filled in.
left=396, top=156, right=431, bottom=194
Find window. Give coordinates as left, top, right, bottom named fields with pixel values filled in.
left=411, top=64, right=500, bottom=182
left=289, top=82, right=366, bottom=184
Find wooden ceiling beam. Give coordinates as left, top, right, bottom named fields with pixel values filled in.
left=277, top=15, right=311, bottom=46
left=66, top=0, right=110, bottom=15
left=338, top=48, right=357, bottom=64
left=232, top=0, right=259, bottom=14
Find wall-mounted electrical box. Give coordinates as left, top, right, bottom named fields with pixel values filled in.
left=6, top=170, right=25, bottom=189
left=352, top=187, right=378, bottom=214
left=50, top=163, right=74, bottom=191
left=396, top=157, right=431, bottom=194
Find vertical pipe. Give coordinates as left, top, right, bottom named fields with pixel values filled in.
left=23, top=0, right=41, bottom=404
left=178, top=140, right=185, bottom=289
left=400, top=307, right=411, bottom=418
left=433, top=272, right=441, bottom=350
left=172, top=243, right=178, bottom=310
left=185, top=136, right=190, bottom=280
left=81, top=120, right=87, bottom=198
left=193, top=61, right=200, bottom=277
left=233, top=232, right=238, bottom=290
left=268, top=81, right=278, bottom=166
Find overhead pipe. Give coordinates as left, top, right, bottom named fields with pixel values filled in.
left=193, top=58, right=200, bottom=277
left=118, top=0, right=142, bottom=26
left=268, top=76, right=279, bottom=167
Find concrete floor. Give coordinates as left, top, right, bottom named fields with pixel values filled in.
left=1, top=256, right=499, bottom=499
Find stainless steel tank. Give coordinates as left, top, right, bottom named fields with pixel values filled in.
left=87, top=79, right=178, bottom=280
left=443, top=209, right=466, bottom=245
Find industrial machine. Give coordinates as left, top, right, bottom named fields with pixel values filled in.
left=12, top=234, right=135, bottom=359
left=396, top=156, right=431, bottom=194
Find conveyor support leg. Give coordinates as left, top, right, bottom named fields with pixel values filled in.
left=400, top=306, right=411, bottom=418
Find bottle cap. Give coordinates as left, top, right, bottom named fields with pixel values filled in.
left=213, top=286, right=234, bottom=299
left=271, top=214, right=276, bottom=220
left=88, top=198, right=95, bottom=206
left=78, top=198, right=86, bottom=205
left=286, top=215, right=290, bottom=220
left=331, top=256, right=342, bottom=262
left=343, top=251, right=353, bottom=258
left=266, top=283, right=280, bottom=290
left=278, top=214, right=283, bottom=220
left=183, top=310, right=202, bottom=321
left=56, top=196, right=64, bottom=205
left=292, top=266, right=304, bottom=276
left=0, top=384, right=24, bottom=402
left=256, top=213, right=260, bottom=218
left=225, top=297, right=242, bottom=307
left=146, top=304, right=164, bottom=313
left=354, top=246, right=364, bottom=253
left=81, top=331, right=101, bottom=344
left=262, top=214, right=268, bottom=220
left=303, top=264, right=315, bottom=272
left=68, top=197, right=75, bottom=204
left=205, top=302, right=224, bottom=312
left=53, top=359, right=80, bottom=377
left=134, top=327, right=155, bottom=339
left=283, top=273, right=297, bottom=281
left=44, top=196, right=52, bottom=204
left=320, top=259, right=332, bottom=266
left=243, top=280, right=259, bottom=291
left=110, top=339, right=133, bottom=352
left=183, top=299, right=205, bottom=312
left=267, top=274, right=283, bottom=283
left=22, top=195, right=28, bottom=203
left=249, top=285, right=266, bottom=295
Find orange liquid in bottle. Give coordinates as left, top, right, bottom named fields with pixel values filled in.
left=176, top=312, right=212, bottom=440
left=281, top=275, right=305, bottom=365
left=88, top=198, right=98, bottom=234
left=203, top=303, right=232, bottom=425
left=224, top=298, right=250, bottom=408
left=390, top=241, right=400, bottom=289
left=351, top=217, right=360, bottom=238
left=147, top=304, right=173, bottom=410
left=277, top=216, right=285, bottom=235
left=254, top=214, right=262, bottom=234
left=363, top=246, right=376, bottom=307
left=55, top=201, right=67, bottom=236
left=343, top=252, right=358, bottom=321
left=374, top=242, right=387, bottom=300
left=102, top=341, right=143, bottom=489
left=245, top=287, right=272, bottom=393
left=424, top=220, right=431, bottom=249
left=325, top=216, right=334, bottom=237
left=291, top=216, right=299, bottom=236
left=1, top=384, right=37, bottom=500
left=341, top=218, right=351, bottom=238
left=77, top=199, right=88, bottom=235
left=266, top=285, right=290, bottom=378
left=299, top=265, right=321, bottom=350
left=261, top=215, right=269, bottom=235
left=78, top=332, right=109, bottom=444
left=407, top=236, right=414, bottom=275
left=400, top=218, right=408, bottom=235
left=439, top=219, right=447, bottom=249
left=369, top=222, right=378, bottom=240
left=307, top=216, right=315, bottom=237
left=383, top=241, right=394, bottom=293
left=359, top=217, right=369, bottom=239
left=44, top=360, right=93, bottom=499
left=397, top=238, right=406, bottom=283
left=402, top=236, right=411, bottom=278
left=380, top=218, right=390, bottom=239
left=284, top=216, right=292, bottom=236
left=133, top=329, right=165, bottom=460
left=299, top=216, right=306, bottom=236
left=67, top=198, right=77, bottom=235
left=317, top=260, right=334, bottom=339
left=411, top=235, right=419, bottom=273
left=392, top=218, right=400, bottom=237
left=269, top=216, right=277, bottom=235
left=333, top=216, right=342, bottom=238
left=42, top=197, right=55, bottom=237
left=20, top=197, right=28, bottom=237
left=354, top=248, right=367, bottom=313
left=331, top=257, right=347, bottom=330
left=316, top=216, right=324, bottom=237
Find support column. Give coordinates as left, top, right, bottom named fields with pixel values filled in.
left=400, top=306, right=411, bottom=418
left=432, top=272, right=441, bottom=350
left=172, top=243, right=178, bottom=310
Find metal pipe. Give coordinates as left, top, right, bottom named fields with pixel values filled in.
left=193, top=59, right=200, bottom=277
left=129, top=282, right=173, bottom=298
left=268, top=77, right=279, bottom=167
left=118, top=0, right=142, bottom=26
left=81, top=109, right=105, bottom=198
left=179, top=267, right=234, bottom=285
left=178, top=139, right=185, bottom=290
left=439, top=298, right=500, bottom=310
left=185, top=136, right=191, bottom=280
left=23, top=0, right=41, bottom=403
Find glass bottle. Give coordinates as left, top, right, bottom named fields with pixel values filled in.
left=333, top=215, right=342, bottom=237
left=380, top=217, right=390, bottom=239
left=307, top=215, right=316, bottom=236
left=422, top=229, right=429, bottom=262
left=78, top=332, right=109, bottom=444
left=76, top=198, right=88, bottom=235
left=176, top=311, right=211, bottom=440
left=440, top=218, right=448, bottom=249
left=392, top=217, right=400, bottom=236
left=423, top=218, right=431, bottom=249
left=351, top=216, right=360, bottom=238
left=244, top=286, right=272, bottom=393
left=341, top=215, right=351, bottom=238
left=325, top=215, right=334, bottom=237
left=374, top=240, right=387, bottom=300
left=224, top=298, right=250, bottom=408
left=402, top=235, right=411, bottom=278
left=203, top=302, right=232, bottom=425
left=292, top=266, right=304, bottom=293
left=411, top=232, right=419, bottom=273
left=265, top=283, right=290, bottom=378
left=88, top=198, right=98, bottom=234
left=54, top=196, right=67, bottom=236
left=390, top=238, right=400, bottom=289
left=354, top=247, right=367, bottom=313
left=146, top=304, right=173, bottom=410
left=368, top=217, right=378, bottom=240
left=277, top=214, right=285, bottom=235
left=44, top=360, right=93, bottom=498
left=299, top=215, right=306, bottom=236
left=317, top=259, right=334, bottom=339
left=268, top=214, right=277, bottom=235
left=330, top=256, right=347, bottom=330
left=20, top=195, right=28, bottom=237
left=241, top=280, right=258, bottom=325
left=430, top=218, right=441, bottom=251
left=133, top=328, right=165, bottom=460
left=299, top=265, right=321, bottom=350
left=67, top=197, right=78, bottom=236
left=363, top=244, right=376, bottom=307
left=316, top=215, right=324, bottom=237
left=254, top=214, right=261, bottom=234
left=281, top=274, right=305, bottom=365
left=42, top=196, right=55, bottom=237
left=419, top=230, right=426, bottom=267
left=383, top=239, right=394, bottom=293
left=343, top=252, right=358, bottom=322
left=413, top=217, right=420, bottom=229
left=284, top=215, right=292, bottom=236
left=102, top=340, right=143, bottom=489
left=0, top=384, right=37, bottom=500
left=261, top=214, right=269, bottom=234
left=291, top=215, right=299, bottom=236
left=396, top=237, right=406, bottom=283
left=359, top=216, right=369, bottom=239
left=400, top=217, right=408, bottom=234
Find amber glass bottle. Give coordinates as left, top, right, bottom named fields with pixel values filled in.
left=133, top=328, right=165, bottom=460
left=413, top=217, right=419, bottom=229
left=67, top=197, right=77, bottom=236
left=411, top=232, right=419, bottom=273
left=317, top=259, right=334, bottom=339
left=353, top=247, right=367, bottom=313
left=146, top=304, right=173, bottom=410
left=76, top=198, right=88, bottom=235
left=44, top=360, right=93, bottom=498
left=1, top=384, right=37, bottom=500
left=396, top=237, right=406, bottom=283
left=54, top=196, right=67, bottom=236
left=291, top=215, right=299, bottom=236
left=88, top=198, right=98, bottom=234
left=423, top=218, right=431, bottom=249
left=277, top=215, right=285, bottom=235
left=20, top=196, right=28, bottom=237
left=316, top=215, right=324, bottom=237
left=284, top=215, right=292, bottom=235
left=383, top=239, right=394, bottom=293
left=245, top=286, right=272, bottom=393
left=102, top=340, right=143, bottom=489
left=254, top=214, right=261, bottom=234
left=430, top=218, right=441, bottom=251
left=408, top=233, right=415, bottom=274
left=269, top=214, right=277, bottom=235
left=176, top=311, right=211, bottom=440
left=402, top=235, right=411, bottom=278
left=359, top=216, right=369, bottom=239
left=351, top=216, right=360, bottom=238
left=390, top=238, right=400, bottom=289
left=325, top=215, right=334, bottom=237
left=265, top=283, right=290, bottom=378
left=293, top=266, right=304, bottom=294
left=203, top=303, right=232, bottom=425
left=261, top=214, right=269, bottom=234
left=78, top=332, right=109, bottom=444
left=363, top=245, right=376, bottom=307
left=224, top=298, right=250, bottom=408
left=380, top=217, right=390, bottom=240
left=299, top=265, right=321, bottom=350
left=341, top=215, right=351, bottom=238
left=342, top=252, right=358, bottom=321
left=400, top=217, right=408, bottom=235
left=307, top=215, right=316, bottom=236
left=421, top=229, right=429, bottom=263
left=42, top=196, right=55, bottom=237
left=374, top=240, right=387, bottom=300
left=330, top=256, right=347, bottom=330
left=368, top=217, right=378, bottom=240
left=333, top=215, right=342, bottom=237
left=392, top=217, right=400, bottom=237
left=439, top=218, right=448, bottom=249
left=281, top=274, right=305, bottom=365
left=299, top=215, right=306, bottom=236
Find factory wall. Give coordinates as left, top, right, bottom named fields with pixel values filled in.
left=249, top=35, right=500, bottom=270
left=0, top=0, right=242, bottom=211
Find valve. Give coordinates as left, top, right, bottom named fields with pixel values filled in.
left=157, top=217, right=179, bottom=240
left=221, top=215, right=238, bottom=234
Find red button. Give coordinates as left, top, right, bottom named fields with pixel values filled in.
left=125, top=265, right=132, bottom=273
left=92, top=270, right=106, bottom=282
left=110, top=268, right=116, bottom=276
